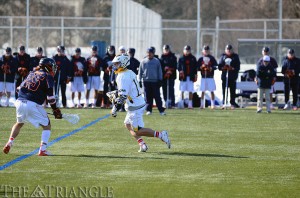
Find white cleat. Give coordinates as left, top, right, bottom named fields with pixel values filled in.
left=138, top=144, right=148, bottom=152
left=161, top=130, right=171, bottom=149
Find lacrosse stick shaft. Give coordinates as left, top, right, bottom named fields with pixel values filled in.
left=204, top=70, right=207, bottom=107
left=55, top=71, right=61, bottom=105
left=225, top=70, right=229, bottom=108
left=167, top=79, right=169, bottom=109
left=4, top=73, right=6, bottom=94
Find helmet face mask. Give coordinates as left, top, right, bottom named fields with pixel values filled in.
left=39, top=58, right=57, bottom=76
left=112, top=54, right=130, bottom=73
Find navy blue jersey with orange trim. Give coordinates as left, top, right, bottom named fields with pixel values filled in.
left=18, top=70, right=54, bottom=105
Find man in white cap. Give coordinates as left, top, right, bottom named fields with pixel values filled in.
left=255, top=55, right=276, bottom=113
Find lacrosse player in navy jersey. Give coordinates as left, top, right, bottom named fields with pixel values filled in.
left=107, top=54, right=171, bottom=152
left=197, top=45, right=218, bottom=109
left=70, top=48, right=87, bottom=108
left=3, top=58, right=62, bottom=156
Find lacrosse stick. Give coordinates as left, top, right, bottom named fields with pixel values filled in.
left=47, top=112, right=80, bottom=124
left=202, top=57, right=210, bottom=108
left=224, top=58, right=232, bottom=109
left=167, top=78, right=169, bottom=109
left=55, top=70, right=61, bottom=107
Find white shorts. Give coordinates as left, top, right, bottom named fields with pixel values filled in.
left=180, top=76, right=194, bottom=92
left=86, top=76, right=103, bottom=91
left=71, top=77, right=85, bottom=92
left=198, top=78, right=216, bottom=92
left=124, top=106, right=145, bottom=130
left=15, top=100, right=49, bottom=128
left=0, top=82, right=14, bottom=92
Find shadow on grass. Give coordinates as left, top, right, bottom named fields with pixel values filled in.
left=159, top=152, right=249, bottom=159
left=52, top=154, right=165, bottom=160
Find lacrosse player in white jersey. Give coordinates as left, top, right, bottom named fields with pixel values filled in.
left=107, top=54, right=171, bottom=152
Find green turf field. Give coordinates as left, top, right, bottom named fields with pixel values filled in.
left=0, top=107, right=299, bottom=198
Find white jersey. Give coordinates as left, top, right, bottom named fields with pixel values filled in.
left=116, top=69, right=146, bottom=111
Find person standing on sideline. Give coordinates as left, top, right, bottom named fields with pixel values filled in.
left=138, top=47, right=166, bottom=115
left=127, top=48, right=140, bottom=75
left=70, top=48, right=87, bottom=108
left=255, top=55, right=276, bottom=113
left=218, top=44, right=240, bottom=109
left=30, top=47, right=46, bottom=71
left=257, top=47, right=278, bottom=109
left=86, top=46, right=104, bottom=108
left=107, top=54, right=170, bottom=152
left=53, top=45, right=72, bottom=108
left=160, top=44, right=177, bottom=108
left=177, top=45, right=198, bottom=109
left=197, top=45, right=218, bottom=109
left=15, top=45, right=30, bottom=99
left=0, top=47, right=18, bottom=107
left=102, top=45, right=116, bottom=108
left=281, top=49, right=300, bottom=110
left=3, top=58, right=62, bottom=156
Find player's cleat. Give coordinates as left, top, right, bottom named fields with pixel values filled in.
left=270, top=104, right=276, bottom=110
left=84, top=103, right=88, bottom=108
left=161, top=130, right=171, bottom=149
left=77, top=104, right=82, bottom=108
left=138, top=144, right=148, bottom=152
left=146, top=111, right=152, bottom=115
left=3, top=142, right=12, bottom=154
left=91, top=104, right=96, bottom=108
left=283, top=103, right=289, bottom=110
left=160, top=112, right=166, bottom=116
left=257, top=109, right=262, bottom=113
left=211, top=105, right=215, bottom=110
left=292, top=106, right=298, bottom=111
left=38, top=150, right=52, bottom=156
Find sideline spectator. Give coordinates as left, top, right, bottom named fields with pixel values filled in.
left=178, top=45, right=197, bottom=109
left=138, top=47, right=165, bottom=115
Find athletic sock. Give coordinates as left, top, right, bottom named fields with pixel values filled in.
left=188, top=100, right=192, bottom=107
left=154, top=131, right=162, bottom=139
left=8, top=137, right=14, bottom=144
left=137, top=138, right=145, bottom=146
left=40, top=130, right=51, bottom=151
left=211, top=100, right=215, bottom=106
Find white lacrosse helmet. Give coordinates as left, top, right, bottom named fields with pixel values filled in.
left=112, top=54, right=130, bottom=73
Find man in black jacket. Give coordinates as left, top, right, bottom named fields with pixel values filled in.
left=15, top=45, right=31, bottom=99
left=160, top=45, right=177, bottom=108
left=197, top=45, right=218, bottom=109
left=0, top=47, right=18, bottom=107
left=102, top=45, right=116, bottom=108
left=256, top=55, right=276, bottom=113
left=53, top=45, right=72, bottom=108
left=127, top=48, right=140, bottom=75
left=218, top=44, right=240, bottom=109
left=281, top=49, right=300, bottom=110
left=178, top=45, right=197, bottom=109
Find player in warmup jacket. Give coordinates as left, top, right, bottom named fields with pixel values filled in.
left=30, top=47, right=46, bottom=71
left=86, top=46, right=104, bottom=108
left=177, top=45, right=198, bottom=109
left=53, top=46, right=72, bottom=108
left=70, top=48, right=87, bottom=108
left=160, top=44, right=177, bottom=108
left=102, top=45, right=116, bottom=108
left=15, top=45, right=31, bottom=99
left=107, top=54, right=171, bottom=152
left=256, top=47, right=278, bottom=110
left=218, top=44, right=241, bottom=109
left=0, top=47, right=18, bottom=107
left=197, top=45, right=218, bottom=109
left=3, top=58, right=62, bottom=156
left=281, top=49, right=300, bottom=110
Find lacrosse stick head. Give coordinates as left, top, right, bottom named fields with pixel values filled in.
left=225, top=58, right=232, bottom=66
left=106, top=90, right=118, bottom=103
left=62, top=113, right=80, bottom=124
left=203, top=57, right=210, bottom=65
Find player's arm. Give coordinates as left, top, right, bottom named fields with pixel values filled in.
left=111, top=77, right=129, bottom=117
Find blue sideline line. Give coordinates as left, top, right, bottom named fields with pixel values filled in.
left=0, top=114, right=110, bottom=171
